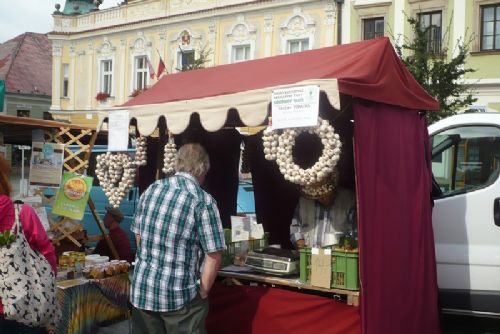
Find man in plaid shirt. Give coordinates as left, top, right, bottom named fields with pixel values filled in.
left=130, top=143, right=226, bottom=334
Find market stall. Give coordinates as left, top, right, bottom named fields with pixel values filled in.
left=0, top=115, right=118, bottom=254
left=0, top=115, right=131, bottom=331
left=100, top=37, right=441, bottom=334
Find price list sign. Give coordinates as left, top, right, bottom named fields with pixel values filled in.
left=271, top=85, right=319, bottom=129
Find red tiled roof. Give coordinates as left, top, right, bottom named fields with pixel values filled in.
left=0, top=32, right=52, bottom=96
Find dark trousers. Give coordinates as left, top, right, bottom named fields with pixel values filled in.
left=0, top=315, right=47, bottom=334
left=132, top=293, right=209, bottom=334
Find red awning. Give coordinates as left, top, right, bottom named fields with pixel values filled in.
left=124, top=37, right=437, bottom=110
left=104, top=37, right=438, bottom=135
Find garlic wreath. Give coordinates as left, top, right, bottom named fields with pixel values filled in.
left=95, top=152, right=137, bottom=208
left=263, top=118, right=342, bottom=187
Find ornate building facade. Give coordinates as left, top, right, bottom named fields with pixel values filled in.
left=48, top=0, right=341, bottom=126
left=49, top=0, right=500, bottom=126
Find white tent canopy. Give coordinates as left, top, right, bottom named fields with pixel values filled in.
left=99, top=79, right=340, bottom=136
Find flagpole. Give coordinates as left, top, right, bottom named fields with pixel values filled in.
left=156, top=49, right=167, bottom=78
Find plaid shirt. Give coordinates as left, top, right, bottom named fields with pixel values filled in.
left=130, top=172, right=226, bottom=312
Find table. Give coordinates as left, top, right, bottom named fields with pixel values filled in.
left=218, top=265, right=360, bottom=306
left=207, top=280, right=361, bottom=334
left=56, top=273, right=130, bottom=334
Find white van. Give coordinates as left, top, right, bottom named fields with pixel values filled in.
left=429, top=113, right=500, bottom=317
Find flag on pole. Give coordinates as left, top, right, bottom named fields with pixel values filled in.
left=146, top=57, right=155, bottom=79
left=157, top=56, right=166, bottom=79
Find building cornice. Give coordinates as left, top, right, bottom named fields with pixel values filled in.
left=48, top=0, right=316, bottom=40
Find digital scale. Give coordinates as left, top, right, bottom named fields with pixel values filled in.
left=244, top=247, right=300, bottom=276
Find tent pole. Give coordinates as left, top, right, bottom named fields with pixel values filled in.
left=155, top=119, right=166, bottom=180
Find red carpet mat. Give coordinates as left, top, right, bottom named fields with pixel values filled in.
left=207, top=282, right=361, bottom=334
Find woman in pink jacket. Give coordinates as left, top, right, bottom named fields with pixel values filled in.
left=0, top=155, right=57, bottom=334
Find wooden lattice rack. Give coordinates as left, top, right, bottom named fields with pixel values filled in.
left=35, top=127, right=97, bottom=247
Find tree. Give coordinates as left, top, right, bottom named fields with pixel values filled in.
left=394, top=15, right=477, bottom=124
left=178, top=44, right=212, bottom=72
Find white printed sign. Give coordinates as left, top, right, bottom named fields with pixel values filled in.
left=29, top=142, right=64, bottom=188
left=271, top=85, right=320, bottom=129
left=108, top=110, right=130, bottom=151
left=231, top=216, right=250, bottom=242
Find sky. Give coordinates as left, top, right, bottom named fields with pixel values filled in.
left=0, top=0, right=117, bottom=43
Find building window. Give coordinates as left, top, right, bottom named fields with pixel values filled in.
left=481, top=4, right=500, bottom=51
left=418, top=11, right=442, bottom=54
left=100, top=59, right=113, bottom=95
left=363, top=17, right=384, bottom=40
left=17, top=110, right=30, bottom=118
left=232, top=45, right=251, bottom=63
left=177, top=50, right=195, bottom=71
left=287, top=39, right=309, bottom=53
left=62, top=64, right=69, bottom=98
left=134, top=56, right=148, bottom=90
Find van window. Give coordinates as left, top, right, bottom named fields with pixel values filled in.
left=431, top=125, right=500, bottom=197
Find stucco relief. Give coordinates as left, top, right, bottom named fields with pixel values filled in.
left=225, top=16, right=257, bottom=63
left=97, top=38, right=115, bottom=56
left=131, top=34, right=152, bottom=52
left=324, top=2, right=336, bottom=26
left=171, top=29, right=202, bottom=50
left=227, top=16, right=256, bottom=42
left=62, top=18, right=72, bottom=29
left=264, top=15, right=274, bottom=33
left=208, top=20, right=217, bottom=36
left=70, top=43, right=77, bottom=57
left=280, top=8, right=316, bottom=53
left=290, top=16, right=306, bottom=34
left=169, top=28, right=204, bottom=70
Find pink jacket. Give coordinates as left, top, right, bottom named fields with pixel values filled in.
left=0, top=195, right=57, bottom=315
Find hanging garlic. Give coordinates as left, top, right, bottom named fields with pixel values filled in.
left=262, top=127, right=279, bottom=161
left=95, top=152, right=137, bottom=208
left=134, top=136, right=148, bottom=166
left=162, top=134, right=177, bottom=176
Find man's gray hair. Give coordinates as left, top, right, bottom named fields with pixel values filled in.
left=175, top=143, right=210, bottom=177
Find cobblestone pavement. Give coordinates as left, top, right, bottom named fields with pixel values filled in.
left=97, top=320, right=130, bottom=334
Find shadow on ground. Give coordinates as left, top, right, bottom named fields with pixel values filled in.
left=442, top=314, right=500, bottom=334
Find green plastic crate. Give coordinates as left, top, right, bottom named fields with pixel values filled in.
left=299, top=247, right=359, bottom=291
left=221, top=229, right=269, bottom=267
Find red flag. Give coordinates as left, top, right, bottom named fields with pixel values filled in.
left=146, top=57, right=155, bottom=79
left=157, top=57, right=166, bottom=78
